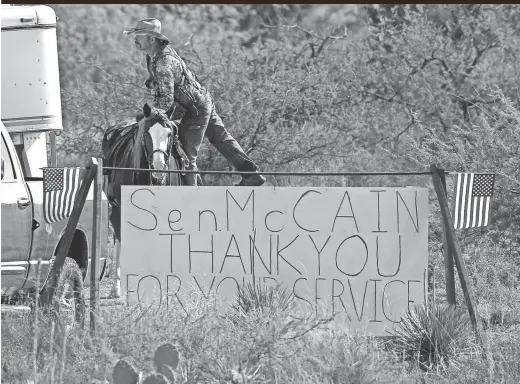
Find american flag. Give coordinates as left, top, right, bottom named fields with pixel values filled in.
left=43, top=167, right=81, bottom=224
left=452, top=173, right=495, bottom=229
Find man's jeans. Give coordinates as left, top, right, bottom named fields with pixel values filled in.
left=177, top=98, right=259, bottom=186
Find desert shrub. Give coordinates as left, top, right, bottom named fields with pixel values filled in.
left=1, top=310, right=114, bottom=384
left=230, top=281, right=295, bottom=321
left=3, top=4, right=519, bottom=383
left=391, top=302, right=478, bottom=373
left=2, top=289, right=519, bottom=383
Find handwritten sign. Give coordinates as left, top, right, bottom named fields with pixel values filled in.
left=121, top=186, right=429, bottom=335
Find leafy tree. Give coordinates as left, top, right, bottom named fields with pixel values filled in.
left=52, top=4, right=520, bottom=276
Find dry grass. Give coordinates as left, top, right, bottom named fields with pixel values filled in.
left=2, top=278, right=520, bottom=384
left=2, top=221, right=519, bottom=383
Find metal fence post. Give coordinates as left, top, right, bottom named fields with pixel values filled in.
left=90, top=157, right=103, bottom=336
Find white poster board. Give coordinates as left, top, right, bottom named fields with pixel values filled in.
left=121, top=186, right=429, bottom=335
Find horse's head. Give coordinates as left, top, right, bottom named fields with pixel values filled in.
left=136, top=103, right=177, bottom=184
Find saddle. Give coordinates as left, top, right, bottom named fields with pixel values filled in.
left=102, top=119, right=137, bottom=168
left=102, top=120, right=138, bottom=204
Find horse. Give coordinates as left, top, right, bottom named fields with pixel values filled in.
left=102, top=103, right=188, bottom=297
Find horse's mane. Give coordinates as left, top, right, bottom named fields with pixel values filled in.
left=103, top=120, right=137, bottom=166
left=133, top=118, right=146, bottom=170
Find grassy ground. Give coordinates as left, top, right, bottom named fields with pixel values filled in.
left=2, top=229, right=519, bottom=383
left=2, top=277, right=520, bottom=384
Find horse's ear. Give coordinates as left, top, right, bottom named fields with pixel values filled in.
left=143, top=103, right=152, bottom=118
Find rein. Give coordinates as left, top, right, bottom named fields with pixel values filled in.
left=140, top=129, right=173, bottom=186
left=103, top=108, right=187, bottom=190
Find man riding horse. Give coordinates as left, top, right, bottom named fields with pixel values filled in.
left=123, top=18, right=266, bottom=187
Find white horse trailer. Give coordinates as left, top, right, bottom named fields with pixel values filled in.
left=1, top=4, right=62, bottom=175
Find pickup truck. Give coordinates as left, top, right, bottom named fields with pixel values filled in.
left=1, top=4, right=110, bottom=323
left=1, top=122, right=110, bottom=319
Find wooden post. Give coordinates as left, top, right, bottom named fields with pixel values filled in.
left=49, top=131, right=57, bottom=167
left=90, top=158, right=103, bottom=336
left=439, top=168, right=457, bottom=305
left=430, top=164, right=489, bottom=359
left=40, top=160, right=97, bottom=306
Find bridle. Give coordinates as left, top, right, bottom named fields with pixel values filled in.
left=141, top=128, right=174, bottom=165
left=140, top=120, right=175, bottom=185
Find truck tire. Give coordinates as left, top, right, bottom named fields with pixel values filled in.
left=52, top=257, right=85, bottom=331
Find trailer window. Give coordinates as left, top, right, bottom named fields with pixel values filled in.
left=1, top=135, right=16, bottom=181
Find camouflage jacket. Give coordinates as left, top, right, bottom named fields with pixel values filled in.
left=146, top=45, right=209, bottom=118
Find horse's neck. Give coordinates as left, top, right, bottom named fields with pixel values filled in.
left=128, top=145, right=150, bottom=182
left=109, top=132, right=148, bottom=184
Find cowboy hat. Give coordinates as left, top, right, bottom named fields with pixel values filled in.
left=123, top=18, right=170, bottom=43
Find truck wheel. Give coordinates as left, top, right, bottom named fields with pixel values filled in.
left=52, top=257, right=85, bottom=331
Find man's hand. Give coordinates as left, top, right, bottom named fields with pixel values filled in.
left=167, top=102, right=187, bottom=122
left=145, top=77, right=156, bottom=90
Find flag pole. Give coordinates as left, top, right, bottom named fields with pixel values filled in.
left=90, top=158, right=103, bottom=337
left=430, top=164, right=490, bottom=362
left=40, top=161, right=98, bottom=308
left=438, top=168, right=457, bottom=305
